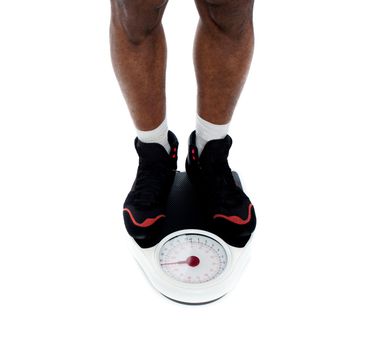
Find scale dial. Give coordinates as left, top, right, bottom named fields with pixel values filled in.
left=159, top=234, right=228, bottom=284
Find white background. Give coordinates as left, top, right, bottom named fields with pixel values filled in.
left=0, top=0, right=364, bottom=349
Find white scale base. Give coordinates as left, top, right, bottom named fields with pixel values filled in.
left=127, top=229, right=253, bottom=304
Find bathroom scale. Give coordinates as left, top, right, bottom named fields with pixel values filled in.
left=125, top=171, right=255, bottom=304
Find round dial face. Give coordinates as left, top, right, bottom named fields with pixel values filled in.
left=159, top=234, right=228, bottom=284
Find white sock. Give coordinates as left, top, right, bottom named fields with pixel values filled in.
left=136, top=118, right=170, bottom=154
left=195, top=114, right=230, bottom=155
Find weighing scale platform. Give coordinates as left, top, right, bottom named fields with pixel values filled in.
left=126, top=171, right=255, bottom=304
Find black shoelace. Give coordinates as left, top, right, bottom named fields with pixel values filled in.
left=133, top=159, right=174, bottom=208
left=201, top=160, right=243, bottom=208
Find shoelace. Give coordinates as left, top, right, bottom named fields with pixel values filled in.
left=201, top=160, right=243, bottom=208
left=133, top=159, right=173, bottom=208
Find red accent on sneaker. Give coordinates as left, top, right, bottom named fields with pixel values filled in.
left=123, top=208, right=166, bottom=228
left=213, top=203, right=253, bottom=225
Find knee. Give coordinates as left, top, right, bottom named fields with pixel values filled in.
left=111, top=0, right=168, bottom=45
left=202, top=0, right=254, bottom=38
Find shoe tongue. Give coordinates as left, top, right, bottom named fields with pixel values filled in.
left=200, top=135, right=232, bottom=163
left=135, top=139, right=169, bottom=160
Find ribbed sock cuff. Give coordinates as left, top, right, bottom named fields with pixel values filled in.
left=136, top=119, right=170, bottom=154
left=195, top=114, right=230, bottom=155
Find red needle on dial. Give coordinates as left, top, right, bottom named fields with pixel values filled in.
left=161, top=256, right=200, bottom=267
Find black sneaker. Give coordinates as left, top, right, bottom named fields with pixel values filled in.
left=123, top=131, right=178, bottom=240
left=185, top=131, right=256, bottom=237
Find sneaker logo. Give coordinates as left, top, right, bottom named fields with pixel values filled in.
left=123, top=208, right=166, bottom=228
left=213, top=203, right=253, bottom=225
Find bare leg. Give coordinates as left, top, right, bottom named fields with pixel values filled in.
left=109, top=0, right=169, bottom=131
left=194, top=0, right=255, bottom=124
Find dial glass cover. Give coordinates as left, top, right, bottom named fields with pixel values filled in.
left=159, top=234, right=228, bottom=284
